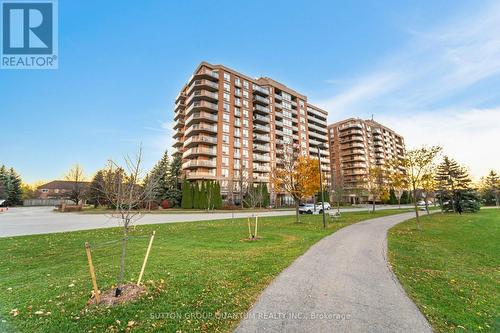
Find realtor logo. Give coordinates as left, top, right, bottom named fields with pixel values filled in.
left=1, top=0, right=58, bottom=69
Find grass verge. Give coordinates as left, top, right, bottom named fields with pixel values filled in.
left=0, top=209, right=410, bottom=332
left=388, top=209, right=500, bottom=333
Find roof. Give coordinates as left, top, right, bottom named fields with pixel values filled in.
left=38, top=180, right=90, bottom=190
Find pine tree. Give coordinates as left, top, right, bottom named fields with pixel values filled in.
left=0, top=165, right=7, bottom=200
left=206, top=181, right=214, bottom=210
left=199, top=181, right=207, bottom=209
left=213, top=181, right=222, bottom=209
left=89, top=170, right=106, bottom=208
left=149, top=150, right=170, bottom=202
left=181, top=179, right=193, bottom=209
left=389, top=189, right=397, bottom=205
left=435, top=156, right=472, bottom=212
left=165, top=154, right=182, bottom=207
left=480, top=170, right=500, bottom=207
left=7, top=168, right=22, bottom=206
left=262, top=183, right=270, bottom=207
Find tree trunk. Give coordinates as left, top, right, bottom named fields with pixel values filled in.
left=295, top=201, right=300, bottom=223
left=372, top=199, right=376, bottom=213
left=118, top=223, right=129, bottom=290
left=398, top=196, right=401, bottom=209
left=413, top=188, right=421, bottom=230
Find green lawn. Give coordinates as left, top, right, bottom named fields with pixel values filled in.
left=0, top=209, right=409, bottom=333
left=388, top=209, right=500, bottom=333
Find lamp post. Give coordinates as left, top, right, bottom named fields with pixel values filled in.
left=317, top=144, right=327, bottom=228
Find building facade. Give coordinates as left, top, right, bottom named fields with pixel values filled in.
left=173, top=62, right=330, bottom=205
left=328, top=118, right=406, bottom=203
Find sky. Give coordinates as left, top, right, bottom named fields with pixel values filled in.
left=0, top=0, right=499, bottom=183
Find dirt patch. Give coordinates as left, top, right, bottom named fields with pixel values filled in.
left=87, top=284, right=146, bottom=307
left=240, top=236, right=263, bottom=242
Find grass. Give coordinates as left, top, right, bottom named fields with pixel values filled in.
left=388, top=209, right=500, bottom=333
left=0, top=208, right=410, bottom=333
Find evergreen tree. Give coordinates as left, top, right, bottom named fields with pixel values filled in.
left=193, top=183, right=200, bottom=209
left=149, top=150, right=171, bottom=202
left=435, top=156, right=472, bottom=212
left=214, top=181, right=223, bottom=209
left=0, top=165, right=7, bottom=200
left=88, top=170, right=107, bottom=208
left=389, top=189, right=397, bottom=205
left=7, top=168, right=22, bottom=205
left=206, top=181, right=214, bottom=210
left=400, top=190, right=409, bottom=204
left=181, top=179, right=193, bottom=209
left=200, top=181, right=208, bottom=209
left=479, top=170, right=500, bottom=207
left=165, top=154, right=182, bottom=207
left=262, top=183, right=270, bottom=207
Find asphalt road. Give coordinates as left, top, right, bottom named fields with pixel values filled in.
left=235, top=211, right=433, bottom=333
left=0, top=205, right=411, bottom=237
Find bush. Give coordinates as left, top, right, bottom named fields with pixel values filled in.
left=160, top=200, right=170, bottom=209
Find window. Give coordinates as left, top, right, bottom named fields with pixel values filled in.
left=223, top=113, right=230, bottom=122
left=234, top=128, right=241, bottom=137
left=243, top=139, right=248, bottom=147
left=243, top=90, right=249, bottom=98
left=242, top=118, right=249, bottom=127
left=284, top=119, right=292, bottom=127
left=224, top=72, right=230, bottom=81
left=223, top=134, right=229, bottom=143
left=282, top=101, right=291, bottom=110
left=222, top=145, right=229, bottom=155
left=283, top=110, right=292, bottom=118
left=41, top=189, right=48, bottom=193
left=243, top=80, right=249, bottom=89
left=282, top=92, right=291, bottom=101
left=223, top=93, right=230, bottom=102
left=243, top=100, right=249, bottom=108
left=235, top=97, right=241, bottom=106
left=243, top=129, right=249, bottom=138
left=222, top=168, right=229, bottom=177
left=243, top=109, right=249, bottom=117
left=223, top=124, right=230, bottom=133
left=235, top=77, right=241, bottom=86
left=223, top=103, right=230, bottom=112
left=242, top=149, right=249, bottom=157
left=222, top=157, right=229, bottom=166
left=224, top=82, right=230, bottom=91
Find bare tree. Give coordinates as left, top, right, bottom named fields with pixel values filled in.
left=102, top=146, right=158, bottom=296
left=330, top=171, right=345, bottom=215
left=65, top=164, right=86, bottom=205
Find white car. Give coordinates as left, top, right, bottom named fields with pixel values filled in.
left=299, top=203, right=330, bottom=214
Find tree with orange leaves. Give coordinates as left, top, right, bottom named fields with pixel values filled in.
left=271, top=143, right=320, bottom=223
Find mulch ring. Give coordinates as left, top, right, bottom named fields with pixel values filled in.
left=240, top=236, right=263, bottom=242
left=87, top=284, right=146, bottom=307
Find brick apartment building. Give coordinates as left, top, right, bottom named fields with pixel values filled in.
left=328, top=118, right=406, bottom=203
left=172, top=62, right=330, bottom=205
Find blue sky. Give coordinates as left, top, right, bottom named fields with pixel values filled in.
left=1, top=0, right=499, bottom=183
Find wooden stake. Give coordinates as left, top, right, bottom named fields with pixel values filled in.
left=247, top=217, right=252, bottom=238
left=137, top=231, right=156, bottom=286
left=85, top=242, right=100, bottom=304
left=254, top=216, right=258, bottom=239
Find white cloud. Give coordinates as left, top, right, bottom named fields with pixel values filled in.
left=313, top=1, right=500, bottom=179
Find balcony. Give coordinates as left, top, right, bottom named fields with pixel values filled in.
left=339, top=122, right=362, bottom=130
left=342, top=149, right=366, bottom=156
left=342, top=163, right=367, bottom=169
left=253, top=95, right=270, bottom=105
left=341, top=142, right=364, bottom=150
left=253, top=114, right=270, bottom=124
left=253, top=154, right=271, bottom=162
left=184, top=135, right=217, bottom=147
left=185, top=112, right=218, bottom=127
left=339, top=129, right=363, bottom=137
left=253, top=144, right=270, bottom=152
left=186, top=172, right=217, bottom=180
left=253, top=104, right=270, bottom=114
left=253, top=133, right=270, bottom=142
left=253, top=124, right=270, bottom=133
left=182, top=159, right=217, bottom=169
left=182, top=147, right=217, bottom=158
left=192, top=68, right=219, bottom=82
left=186, top=100, right=219, bottom=116
left=173, top=119, right=184, bottom=130
left=252, top=84, right=269, bottom=96
left=187, top=79, right=219, bottom=95
left=184, top=123, right=217, bottom=137
left=186, top=90, right=218, bottom=105
left=253, top=165, right=271, bottom=173
left=253, top=175, right=269, bottom=183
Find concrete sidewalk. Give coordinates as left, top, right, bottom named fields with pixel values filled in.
left=235, top=212, right=433, bottom=333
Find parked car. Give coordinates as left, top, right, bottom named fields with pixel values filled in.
left=417, top=200, right=433, bottom=206
left=299, top=203, right=330, bottom=214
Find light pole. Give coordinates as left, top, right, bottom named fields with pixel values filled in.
left=317, top=144, right=327, bottom=228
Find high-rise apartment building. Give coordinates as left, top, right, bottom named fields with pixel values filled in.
left=173, top=62, right=330, bottom=205
left=328, top=118, right=406, bottom=203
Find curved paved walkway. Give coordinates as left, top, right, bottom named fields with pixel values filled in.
left=235, top=212, right=433, bottom=333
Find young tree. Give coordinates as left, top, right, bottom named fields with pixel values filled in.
left=65, top=164, right=86, bottom=205
left=435, top=156, right=472, bottom=212
left=386, top=157, right=408, bottom=208
left=214, top=181, right=223, bottom=209
left=271, top=144, right=320, bottom=223
left=479, top=170, right=500, bottom=207
left=366, top=166, right=387, bottom=213
left=330, top=172, right=345, bottom=214
left=181, top=178, right=193, bottom=209
left=101, top=147, right=158, bottom=296
left=88, top=170, right=107, bottom=208
left=420, top=173, right=437, bottom=214
left=405, top=146, right=442, bottom=230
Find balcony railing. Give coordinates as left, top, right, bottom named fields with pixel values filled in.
left=253, top=124, right=270, bottom=133
left=186, top=172, right=217, bottom=180
left=252, top=84, right=269, bottom=96
left=253, top=154, right=271, bottom=162
left=253, top=114, right=270, bottom=123
left=186, top=100, right=219, bottom=115
left=182, top=159, right=217, bottom=169
left=253, top=95, right=270, bottom=105
left=253, top=133, right=270, bottom=142
left=183, top=135, right=217, bottom=147
left=182, top=147, right=217, bottom=158
left=253, top=104, right=270, bottom=114
left=185, top=112, right=218, bottom=126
